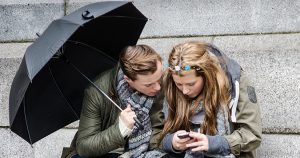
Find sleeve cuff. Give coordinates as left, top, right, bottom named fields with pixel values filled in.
left=207, top=135, right=231, bottom=156
left=162, top=133, right=183, bottom=154
left=118, top=117, right=133, bottom=137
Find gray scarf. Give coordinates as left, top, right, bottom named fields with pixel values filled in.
left=184, top=102, right=235, bottom=158
left=117, top=69, right=161, bottom=158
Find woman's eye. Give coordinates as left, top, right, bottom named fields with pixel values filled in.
left=176, top=84, right=182, bottom=87
left=188, top=83, right=195, bottom=86
left=145, top=84, right=152, bottom=87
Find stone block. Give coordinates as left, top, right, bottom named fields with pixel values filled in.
left=0, top=0, right=64, bottom=41
left=0, top=128, right=34, bottom=158
left=257, top=134, right=300, bottom=158
left=34, top=129, right=77, bottom=158
left=213, top=34, right=300, bottom=133
left=66, top=0, right=300, bottom=37
left=0, top=43, right=29, bottom=126
left=138, top=37, right=213, bottom=63
left=0, top=128, right=77, bottom=158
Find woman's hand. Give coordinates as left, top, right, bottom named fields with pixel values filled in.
left=186, top=131, right=209, bottom=152
left=172, top=130, right=193, bottom=151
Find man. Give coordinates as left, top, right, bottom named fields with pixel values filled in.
left=62, top=45, right=164, bottom=158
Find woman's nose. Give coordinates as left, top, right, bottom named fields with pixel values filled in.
left=182, top=86, right=189, bottom=94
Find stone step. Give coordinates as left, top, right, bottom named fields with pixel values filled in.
left=1, top=127, right=299, bottom=158
left=1, top=0, right=299, bottom=41
left=0, top=128, right=76, bottom=158
left=0, top=0, right=64, bottom=42
left=0, top=0, right=299, bottom=157
left=1, top=33, right=299, bottom=132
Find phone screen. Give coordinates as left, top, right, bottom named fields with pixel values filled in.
left=177, top=132, right=191, bottom=139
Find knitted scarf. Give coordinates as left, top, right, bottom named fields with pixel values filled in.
left=117, top=69, right=160, bottom=158
left=184, top=102, right=235, bottom=158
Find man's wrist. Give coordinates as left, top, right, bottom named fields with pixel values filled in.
left=118, top=117, right=133, bottom=137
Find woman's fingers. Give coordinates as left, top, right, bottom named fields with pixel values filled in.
left=186, top=132, right=209, bottom=152
left=189, top=131, right=205, bottom=140
left=186, top=141, right=208, bottom=151
left=186, top=141, right=203, bottom=147
left=190, top=145, right=207, bottom=152
left=172, top=130, right=190, bottom=151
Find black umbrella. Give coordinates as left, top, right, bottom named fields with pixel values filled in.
left=9, top=1, right=147, bottom=144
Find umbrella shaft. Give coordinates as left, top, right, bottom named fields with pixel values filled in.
left=68, top=61, right=123, bottom=111
left=66, top=58, right=144, bottom=130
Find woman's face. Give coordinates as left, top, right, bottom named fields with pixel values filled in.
left=172, top=71, right=205, bottom=98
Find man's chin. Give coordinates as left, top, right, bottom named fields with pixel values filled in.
left=147, top=92, right=158, bottom=97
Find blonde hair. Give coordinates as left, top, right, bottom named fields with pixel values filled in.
left=160, top=41, right=231, bottom=142
left=119, top=45, right=162, bottom=80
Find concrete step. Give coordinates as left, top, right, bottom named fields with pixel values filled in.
left=0, top=0, right=299, bottom=157
left=1, top=33, right=299, bottom=157
left=0, top=128, right=76, bottom=158
left=0, top=0, right=64, bottom=42
left=1, top=127, right=299, bottom=158
left=0, top=0, right=299, bottom=41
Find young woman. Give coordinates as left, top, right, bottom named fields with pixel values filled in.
left=160, top=41, right=261, bottom=158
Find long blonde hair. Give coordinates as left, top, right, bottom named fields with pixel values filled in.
left=160, top=41, right=231, bottom=142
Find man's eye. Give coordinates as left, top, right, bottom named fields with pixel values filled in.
left=145, top=84, right=152, bottom=87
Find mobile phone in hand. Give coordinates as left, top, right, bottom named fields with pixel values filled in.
left=177, top=132, right=191, bottom=139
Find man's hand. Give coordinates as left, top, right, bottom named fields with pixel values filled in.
left=119, top=104, right=136, bottom=129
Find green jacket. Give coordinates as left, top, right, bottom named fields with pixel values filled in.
left=225, top=70, right=262, bottom=158
left=61, top=66, right=164, bottom=158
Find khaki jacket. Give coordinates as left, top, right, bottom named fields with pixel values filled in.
left=225, top=70, right=262, bottom=158
left=61, top=66, right=164, bottom=158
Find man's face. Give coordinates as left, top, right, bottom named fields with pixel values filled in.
left=125, top=61, right=163, bottom=97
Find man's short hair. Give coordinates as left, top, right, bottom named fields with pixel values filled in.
left=119, top=45, right=162, bottom=81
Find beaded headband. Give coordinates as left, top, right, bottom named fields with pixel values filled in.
left=168, top=64, right=201, bottom=72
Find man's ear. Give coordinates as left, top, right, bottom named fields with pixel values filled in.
left=124, top=75, right=132, bottom=83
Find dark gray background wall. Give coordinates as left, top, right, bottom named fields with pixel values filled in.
left=0, top=0, right=299, bottom=157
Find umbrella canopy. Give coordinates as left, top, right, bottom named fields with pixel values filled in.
left=9, top=1, right=147, bottom=144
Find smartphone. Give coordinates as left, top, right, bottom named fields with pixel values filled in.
left=177, top=132, right=191, bottom=139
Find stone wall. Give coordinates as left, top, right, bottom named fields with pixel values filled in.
left=0, top=0, right=299, bottom=157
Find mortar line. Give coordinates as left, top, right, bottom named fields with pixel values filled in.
left=1, top=32, right=299, bottom=44
left=1, top=126, right=300, bottom=135
left=140, top=31, right=300, bottom=39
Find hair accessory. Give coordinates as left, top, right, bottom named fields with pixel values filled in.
left=164, top=63, right=169, bottom=68
left=174, top=65, right=181, bottom=71
left=184, top=65, right=191, bottom=71
left=170, top=65, right=201, bottom=72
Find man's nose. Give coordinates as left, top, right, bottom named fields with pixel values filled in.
left=153, top=82, right=161, bottom=91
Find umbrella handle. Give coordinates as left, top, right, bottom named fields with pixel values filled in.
left=82, top=10, right=94, bottom=20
